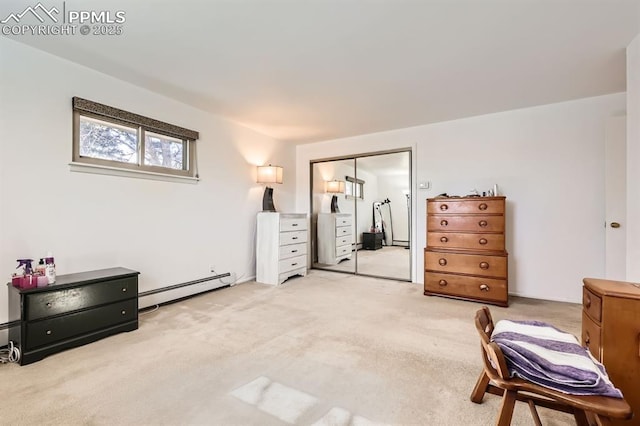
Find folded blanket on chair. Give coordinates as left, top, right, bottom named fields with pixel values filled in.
left=491, top=320, right=622, bottom=398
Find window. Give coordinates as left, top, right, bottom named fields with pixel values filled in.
left=72, top=97, right=199, bottom=178
left=345, top=176, right=364, bottom=199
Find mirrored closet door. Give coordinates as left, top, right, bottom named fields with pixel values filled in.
left=310, top=150, right=411, bottom=281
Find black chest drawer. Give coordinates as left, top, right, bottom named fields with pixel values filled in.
left=25, top=299, right=137, bottom=350
left=8, top=267, right=139, bottom=365
left=25, top=277, right=137, bottom=320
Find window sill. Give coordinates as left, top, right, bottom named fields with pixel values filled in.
left=69, top=162, right=199, bottom=184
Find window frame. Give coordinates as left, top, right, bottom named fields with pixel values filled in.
left=345, top=175, right=365, bottom=200
left=72, top=98, right=198, bottom=179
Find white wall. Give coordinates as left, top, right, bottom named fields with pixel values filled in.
left=0, top=38, right=295, bottom=341
left=297, top=93, right=625, bottom=303
left=627, top=33, right=640, bottom=281
left=374, top=174, right=410, bottom=245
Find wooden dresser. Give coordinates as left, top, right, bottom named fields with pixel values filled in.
left=424, top=196, right=508, bottom=306
left=582, top=278, right=640, bottom=424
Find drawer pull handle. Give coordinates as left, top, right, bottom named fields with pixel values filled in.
left=292, top=237, right=298, bottom=240
left=122, top=287, right=127, bottom=292
left=121, top=310, right=126, bottom=315
left=46, top=330, right=52, bottom=335
left=438, top=279, right=447, bottom=287
left=440, top=236, right=448, bottom=243
left=440, top=220, right=448, bottom=227
left=479, top=220, right=488, bottom=227
left=479, top=238, right=488, bottom=245
left=46, top=302, right=52, bottom=308
left=585, top=294, right=591, bottom=308
left=292, top=223, right=298, bottom=227
left=438, top=258, right=447, bottom=266
left=440, top=204, right=448, bottom=211
left=291, top=263, right=298, bottom=266
left=479, top=284, right=489, bottom=291
left=479, top=262, right=489, bottom=270
left=291, top=249, right=298, bottom=253
left=479, top=203, right=488, bottom=211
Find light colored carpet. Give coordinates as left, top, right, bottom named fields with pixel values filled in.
left=314, top=246, right=411, bottom=281
left=2, top=271, right=582, bottom=425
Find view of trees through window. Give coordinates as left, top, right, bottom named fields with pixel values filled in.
left=79, top=116, right=137, bottom=164
left=145, top=132, right=184, bottom=170
left=79, top=116, right=184, bottom=170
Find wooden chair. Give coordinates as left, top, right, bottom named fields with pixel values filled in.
left=470, top=306, right=632, bottom=426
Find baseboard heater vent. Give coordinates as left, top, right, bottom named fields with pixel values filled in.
left=138, top=273, right=231, bottom=298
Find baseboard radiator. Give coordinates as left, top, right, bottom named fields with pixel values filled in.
left=0, top=273, right=232, bottom=333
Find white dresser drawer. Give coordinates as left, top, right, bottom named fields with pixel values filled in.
left=336, top=227, right=351, bottom=237
left=335, top=236, right=350, bottom=247
left=279, top=243, right=307, bottom=259
left=280, top=230, right=307, bottom=245
left=335, top=216, right=352, bottom=227
left=280, top=217, right=307, bottom=232
left=336, top=245, right=351, bottom=257
left=279, top=255, right=306, bottom=273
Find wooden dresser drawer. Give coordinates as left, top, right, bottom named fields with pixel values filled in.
left=582, top=287, right=602, bottom=323
left=428, top=215, right=505, bottom=233
left=425, top=250, right=507, bottom=278
left=581, top=310, right=602, bottom=361
left=280, top=217, right=307, bottom=232
left=25, top=277, right=137, bottom=321
left=424, top=272, right=507, bottom=303
left=427, top=232, right=505, bottom=251
left=25, top=299, right=137, bottom=350
left=428, top=199, right=504, bottom=215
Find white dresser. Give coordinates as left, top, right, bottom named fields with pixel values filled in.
left=256, top=212, right=308, bottom=285
left=317, top=213, right=353, bottom=264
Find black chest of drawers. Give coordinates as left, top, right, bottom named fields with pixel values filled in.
left=362, top=232, right=383, bottom=250
left=7, top=267, right=139, bottom=365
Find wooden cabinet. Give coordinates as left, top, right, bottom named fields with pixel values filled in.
left=8, top=267, right=139, bottom=365
left=582, top=278, right=640, bottom=425
left=317, top=213, right=353, bottom=264
left=256, top=212, right=308, bottom=285
left=424, top=196, right=508, bottom=306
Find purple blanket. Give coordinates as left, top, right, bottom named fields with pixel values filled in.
left=491, top=320, right=622, bottom=397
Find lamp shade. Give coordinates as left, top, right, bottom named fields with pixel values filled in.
left=257, top=165, right=283, bottom=184
left=325, top=180, right=345, bottom=193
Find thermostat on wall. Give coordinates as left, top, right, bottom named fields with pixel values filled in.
left=418, top=181, right=431, bottom=190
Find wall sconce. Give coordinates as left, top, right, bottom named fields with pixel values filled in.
left=257, top=164, right=283, bottom=212
left=325, top=180, right=345, bottom=213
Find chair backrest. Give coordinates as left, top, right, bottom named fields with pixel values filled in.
left=475, top=306, right=510, bottom=381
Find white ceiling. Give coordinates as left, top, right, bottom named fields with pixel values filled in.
left=3, top=0, right=639, bottom=143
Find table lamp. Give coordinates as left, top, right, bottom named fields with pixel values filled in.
left=325, top=180, right=345, bottom=213
left=257, top=164, right=283, bottom=212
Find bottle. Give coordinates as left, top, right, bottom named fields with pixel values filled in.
left=45, top=252, right=56, bottom=284
left=35, top=259, right=46, bottom=276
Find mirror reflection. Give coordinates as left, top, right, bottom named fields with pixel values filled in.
left=311, top=151, right=411, bottom=281
left=311, top=159, right=356, bottom=274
